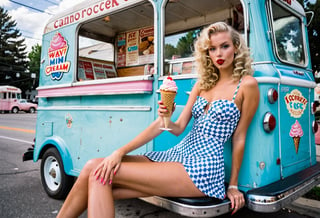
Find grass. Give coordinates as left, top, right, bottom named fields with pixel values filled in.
left=303, top=186, right=320, bottom=201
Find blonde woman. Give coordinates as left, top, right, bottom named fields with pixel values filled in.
left=57, top=22, right=259, bottom=218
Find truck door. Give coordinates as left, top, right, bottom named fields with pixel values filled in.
left=269, top=0, right=315, bottom=177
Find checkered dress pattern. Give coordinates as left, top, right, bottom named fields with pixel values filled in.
left=145, top=81, right=241, bottom=199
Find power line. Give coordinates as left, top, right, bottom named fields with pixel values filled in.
left=44, top=0, right=59, bottom=6
left=8, top=0, right=53, bottom=15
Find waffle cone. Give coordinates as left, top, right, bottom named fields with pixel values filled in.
left=160, top=90, right=176, bottom=117
left=293, top=137, right=300, bottom=153
left=161, top=90, right=176, bottom=129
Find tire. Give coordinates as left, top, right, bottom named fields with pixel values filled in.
left=11, top=107, right=19, bottom=113
left=29, top=107, right=36, bottom=113
left=40, top=147, right=74, bottom=199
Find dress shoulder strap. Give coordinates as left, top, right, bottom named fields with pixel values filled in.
left=232, top=78, right=242, bottom=102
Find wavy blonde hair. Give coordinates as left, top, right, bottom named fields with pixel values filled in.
left=194, top=22, right=253, bottom=90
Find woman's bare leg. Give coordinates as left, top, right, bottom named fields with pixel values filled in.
left=56, top=158, right=102, bottom=218
left=57, top=156, right=150, bottom=218
left=87, top=161, right=205, bottom=217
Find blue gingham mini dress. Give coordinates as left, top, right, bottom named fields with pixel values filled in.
left=144, top=80, right=241, bottom=199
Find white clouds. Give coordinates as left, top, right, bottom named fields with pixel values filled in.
left=1, top=0, right=86, bottom=52
left=0, top=0, right=10, bottom=7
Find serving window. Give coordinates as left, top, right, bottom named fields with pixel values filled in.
left=76, top=1, right=154, bottom=82
left=163, top=0, right=244, bottom=76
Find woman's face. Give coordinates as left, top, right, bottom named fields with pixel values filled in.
left=208, top=31, right=236, bottom=72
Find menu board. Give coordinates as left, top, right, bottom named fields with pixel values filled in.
left=103, top=64, right=117, bottom=78
left=139, top=26, right=154, bottom=64
left=78, top=60, right=94, bottom=80
left=93, top=63, right=106, bottom=79
left=117, top=33, right=126, bottom=67
left=116, top=26, right=154, bottom=67
left=79, top=60, right=117, bottom=80
left=126, top=30, right=139, bottom=66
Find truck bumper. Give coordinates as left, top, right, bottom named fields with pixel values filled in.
left=247, top=162, right=320, bottom=213
left=141, top=196, right=231, bottom=217
left=23, top=148, right=34, bottom=161
left=140, top=163, right=320, bottom=217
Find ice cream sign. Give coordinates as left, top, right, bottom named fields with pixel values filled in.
left=289, top=120, right=303, bottom=153
left=284, top=89, right=307, bottom=118
left=45, top=33, right=70, bottom=80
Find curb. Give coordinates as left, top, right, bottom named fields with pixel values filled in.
left=287, top=197, right=320, bottom=218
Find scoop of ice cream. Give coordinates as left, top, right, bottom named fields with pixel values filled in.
left=49, top=33, right=67, bottom=52
left=160, top=76, right=178, bottom=92
left=289, top=120, right=303, bottom=137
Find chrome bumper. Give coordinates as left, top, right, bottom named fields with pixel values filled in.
left=140, top=196, right=231, bottom=217
left=247, top=162, right=320, bottom=213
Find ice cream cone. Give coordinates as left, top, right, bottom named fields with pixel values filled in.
left=160, top=90, right=176, bottom=129
left=293, top=137, right=300, bottom=153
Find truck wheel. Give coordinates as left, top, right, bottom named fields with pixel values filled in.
left=40, top=147, right=74, bottom=199
left=12, top=107, right=19, bottom=113
left=29, top=107, right=36, bottom=113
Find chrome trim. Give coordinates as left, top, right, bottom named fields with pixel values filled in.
left=37, top=105, right=151, bottom=111
left=312, top=120, right=318, bottom=134
left=267, top=88, right=277, bottom=104
left=263, top=112, right=275, bottom=133
left=158, top=74, right=198, bottom=80
left=255, top=77, right=280, bottom=84
left=280, top=76, right=316, bottom=88
left=247, top=173, right=320, bottom=213
left=140, top=196, right=231, bottom=218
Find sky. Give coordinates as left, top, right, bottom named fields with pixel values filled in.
left=0, top=0, right=318, bottom=53
left=0, top=0, right=85, bottom=52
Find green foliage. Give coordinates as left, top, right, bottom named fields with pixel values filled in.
left=164, top=30, right=199, bottom=59
left=28, top=44, right=41, bottom=89
left=303, top=186, right=320, bottom=201
left=0, top=7, right=29, bottom=92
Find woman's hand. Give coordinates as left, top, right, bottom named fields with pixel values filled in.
left=227, top=187, right=245, bottom=215
left=157, top=101, right=176, bottom=117
left=94, top=150, right=123, bottom=185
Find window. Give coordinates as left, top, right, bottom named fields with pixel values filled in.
left=164, top=0, right=244, bottom=76
left=270, top=1, right=306, bottom=65
left=76, top=1, right=154, bottom=81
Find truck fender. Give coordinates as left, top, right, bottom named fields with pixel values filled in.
left=34, top=136, right=74, bottom=175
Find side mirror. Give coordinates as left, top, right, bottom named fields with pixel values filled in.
left=306, top=11, right=314, bottom=26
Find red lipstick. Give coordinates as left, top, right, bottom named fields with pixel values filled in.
left=217, top=59, right=224, bottom=65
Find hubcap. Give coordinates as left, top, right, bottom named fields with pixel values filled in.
left=44, top=156, right=61, bottom=192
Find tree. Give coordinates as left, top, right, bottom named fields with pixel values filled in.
left=164, top=30, right=199, bottom=60
left=305, top=1, right=320, bottom=74
left=0, top=7, right=28, bottom=89
left=28, top=44, right=41, bottom=89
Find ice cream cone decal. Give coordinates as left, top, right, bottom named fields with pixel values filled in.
left=289, top=120, right=303, bottom=154
left=293, top=137, right=300, bottom=153
left=45, top=32, right=70, bottom=80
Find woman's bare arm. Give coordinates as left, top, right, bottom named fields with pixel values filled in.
left=228, top=76, right=259, bottom=213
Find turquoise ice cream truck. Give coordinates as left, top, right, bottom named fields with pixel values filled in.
left=23, top=0, right=320, bottom=216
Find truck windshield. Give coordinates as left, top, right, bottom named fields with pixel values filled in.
left=270, top=1, right=306, bottom=65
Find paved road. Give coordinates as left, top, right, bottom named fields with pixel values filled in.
left=0, top=113, right=313, bottom=218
